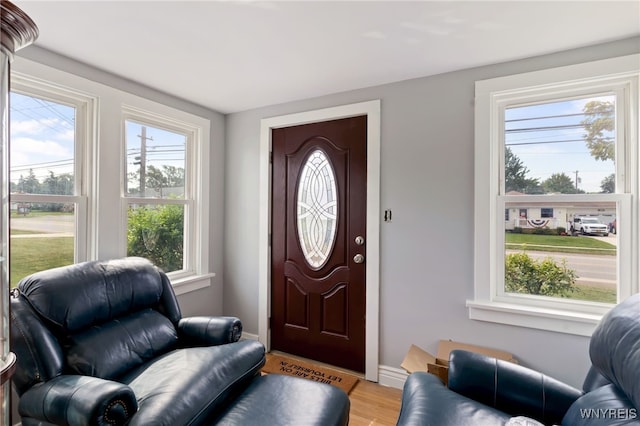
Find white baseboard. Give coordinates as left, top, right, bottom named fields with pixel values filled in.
left=378, top=365, right=408, bottom=389
left=241, top=331, right=259, bottom=341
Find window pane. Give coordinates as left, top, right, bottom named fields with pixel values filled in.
left=10, top=203, right=75, bottom=287
left=9, top=92, right=78, bottom=286
left=504, top=95, right=616, bottom=195
left=10, top=92, right=76, bottom=195
left=504, top=201, right=617, bottom=303
left=125, top=121, right=186, bottom=199
left=127, top=204, right=184, bottom=273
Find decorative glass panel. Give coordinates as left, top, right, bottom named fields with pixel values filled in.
left=297, top=150, right=338, bottom=269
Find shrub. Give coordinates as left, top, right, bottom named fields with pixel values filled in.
left=127, top=204, right=184, bottom=272
left=505, top=251, right=577, bottom=297
left=523, top=227, right=556, bottom=235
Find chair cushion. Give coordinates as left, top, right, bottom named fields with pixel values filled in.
left=67, top=309, right=178, bottom=379
left=18, top=257, right=165, bottom=333
left=121, top=339, right=265, bottom=426
left=212, top=374, right=350, bottom=426
left=590, top=293, right=640, bottom=410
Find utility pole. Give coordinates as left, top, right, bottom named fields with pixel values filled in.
left=574, top=170, right=579, bottom=190
left=135, top=126, right=153, bottom=196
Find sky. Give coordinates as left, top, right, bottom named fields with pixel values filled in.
left=9, top=92, right=75, bottom=186
left=10, top=92, right=185, bottom=195
left=505, top=94, right=616, bottom=194
left=11, top=91, right=615, bottom=194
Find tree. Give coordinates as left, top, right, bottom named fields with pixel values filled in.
left=146, top=165, right=169, bottom=197
left=161, top=165, right=184, bottom=189
left=600, top=173, right=615, bottom=193
left=43, top=171, right=73, bottom=195
left=18, top=169, right=40, bottom=194
left=505, top=252, right=577, bottom=297
left=505, top=147, right=541, bottom=193
left=147, top=165, right=184, bottom=193
left=542, top=172, right=584, bottom=194
left=582, top=100, right=615, bottom=162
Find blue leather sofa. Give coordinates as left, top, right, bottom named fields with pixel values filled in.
left=397, top=293, right=640, bottom=426
left=10, top=257, right=350, bottom=425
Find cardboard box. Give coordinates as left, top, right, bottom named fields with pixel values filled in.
left=401, top=340, right=517, bottom=386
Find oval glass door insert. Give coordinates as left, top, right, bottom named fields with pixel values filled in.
left=297, top=149, right=338, bottom=269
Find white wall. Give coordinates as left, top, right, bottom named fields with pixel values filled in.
left=224, top=36, right=640, bottom=388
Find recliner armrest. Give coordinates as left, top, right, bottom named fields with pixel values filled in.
left=448, top=350, right=582, bottom=426
left=18, top=375, right=137, bottom=426
left=178, top=316, right=243, bottom=346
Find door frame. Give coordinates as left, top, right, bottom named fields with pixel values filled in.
left=258, top=100, right=381, bottom=381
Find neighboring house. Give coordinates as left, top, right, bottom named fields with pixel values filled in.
left=504, top=206, right=616, bottom=232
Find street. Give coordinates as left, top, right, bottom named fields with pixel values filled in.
left=11, top=214, right=74, bottom=234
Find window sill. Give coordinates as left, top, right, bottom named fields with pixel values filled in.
left=171, top=273, right=215, bottom=296
left=466, top=299, right=603, bottom=337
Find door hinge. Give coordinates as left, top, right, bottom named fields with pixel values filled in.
left=269, top=233, right=272, bottom=247
left=269, top=151, right=273, bottom=163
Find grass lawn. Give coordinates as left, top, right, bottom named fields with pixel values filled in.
left=570, top=284, right=617, bottom=304
left=506, top=233, right=616, bottom=256
left=10, top=236, right=74, bottom=287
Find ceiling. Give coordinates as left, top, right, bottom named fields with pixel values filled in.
left=13, top=1, right=640, bottom=114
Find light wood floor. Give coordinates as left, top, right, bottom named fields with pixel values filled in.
left=349, top=379, right=403, bottom=426
left=266, top=352, right=403, bottom=425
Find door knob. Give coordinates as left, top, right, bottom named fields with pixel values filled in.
left=353, top=254, right=365, bottom=264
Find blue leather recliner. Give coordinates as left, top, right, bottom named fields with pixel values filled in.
left=10, top=257, right=350, bottom=426
left=396, top=293, right=640, bottom=426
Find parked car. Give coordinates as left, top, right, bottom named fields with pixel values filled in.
left=569, top=217, right=609, bottom=236
left=609, top=218, right=617, bottom=234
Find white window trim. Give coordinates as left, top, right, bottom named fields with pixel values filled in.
left=10, top=73, right=96, bottom=264
left=11, top=57, right=212, bottom=295
left=121, top=105, right=210, bottom=286
left=470, top=54, right=639, bottom=336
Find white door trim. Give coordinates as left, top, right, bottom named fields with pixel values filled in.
left=258, top=100, right=381, bottom=381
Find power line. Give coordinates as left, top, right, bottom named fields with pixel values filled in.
left=506, top=138, right=613, bottom=146
left=10, top=158, right=74, bottom=168
left=505, top=123, right=587, bottom=133
left=33, top=97, right=75, bottom=127
left=505, top=110, right=613, bottom=123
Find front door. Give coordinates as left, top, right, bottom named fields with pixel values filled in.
left=271, top=115, right=367, bottom=372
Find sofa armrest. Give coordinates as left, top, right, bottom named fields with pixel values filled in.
left=397, top=372, right=511, bottom=426
left=448, top=350, right=582, bottom=425
left=178, top=316, right=243, bottom=346
left=18, top=375, right=137, bottom=426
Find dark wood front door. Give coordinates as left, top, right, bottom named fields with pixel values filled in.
left=271, top=115, right=367, bottom=373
